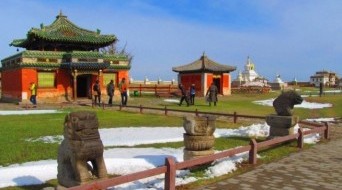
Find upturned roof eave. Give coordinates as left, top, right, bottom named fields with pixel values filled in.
left=173, top=54, right=236, bottom=73
left=9, top=13, right=117, bottom=49
left=173, top=68, right=236, bottom=73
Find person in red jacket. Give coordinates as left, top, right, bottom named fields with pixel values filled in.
left=119, top=78, right=128, bottom=106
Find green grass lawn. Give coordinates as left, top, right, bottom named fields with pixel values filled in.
left=0, top=88, right=340, bottom=189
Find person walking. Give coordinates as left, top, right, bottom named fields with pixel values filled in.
left=319, top=82, right=323, bottom=97
left=119, top=78, right=128, bottom=106
left=106, top=79, right=115, bottom=106
left=93, top=80, right=101, bottom=106
left=29, top=82, right=37, bottom=106
left=189, top=84, right=196, bottom=105
left=178, top=83, right=189, bottom=106
left=206, top=82, right=218, bottom=106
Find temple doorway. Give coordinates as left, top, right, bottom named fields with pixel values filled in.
left=213, top=78, right=221, bottom=94
left=77, top=74, right=92, bottom=98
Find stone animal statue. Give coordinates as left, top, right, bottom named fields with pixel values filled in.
left=57, top=111, right=107, bottom=187
left=273, top=90, right=303, bottom=116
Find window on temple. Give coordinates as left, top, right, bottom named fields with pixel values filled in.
left=38, top=72, right=55, bottom=88
left=103, top=73, right=116, bottom=86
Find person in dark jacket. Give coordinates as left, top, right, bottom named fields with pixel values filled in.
left=189, top=84, right=196, bottom=105
left=93, top=80, right=101, bottom=106
left=206, top=82, right=218, bottom=106
left=106, top=80, right=115, bottom=106
left=178, top=83, right=189, bottom=106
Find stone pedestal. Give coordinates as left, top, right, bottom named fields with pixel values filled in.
left=183, top=115, right=216, bottom=160
left=266, top=114, right=298, bottom=137
left=183, top=149, right=215, bottom=161
left=183, top=134, right=215, bottom=151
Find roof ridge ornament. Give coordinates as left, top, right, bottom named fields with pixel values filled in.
left=57, top=10, right=67, bottom=19
left=201, top=52, right=206, bottom=69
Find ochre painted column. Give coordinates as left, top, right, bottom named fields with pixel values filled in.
left=73, top=69, right=78, bottom=101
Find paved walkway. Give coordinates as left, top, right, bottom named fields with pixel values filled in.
left=196, top=126, right=342, bottom=190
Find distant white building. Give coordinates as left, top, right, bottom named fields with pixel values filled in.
left=269, top=74, right=287, bottom=90
left=310, top=70, right=337, bottom=87
left=241, top=56, right=259, bottom=82
left=233, top=56, right=268, bottom=87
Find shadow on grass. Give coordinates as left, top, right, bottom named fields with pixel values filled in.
left=3, top=178, right=58, bottom=190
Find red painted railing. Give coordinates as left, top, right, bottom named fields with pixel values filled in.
left=129, top=84, right=179, bottom=97
left=67, top=122, right=329, bottom=190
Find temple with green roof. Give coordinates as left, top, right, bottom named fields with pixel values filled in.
left=1, top=12, right=130, bottom=103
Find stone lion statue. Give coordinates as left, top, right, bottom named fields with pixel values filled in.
left=273, top=90, right=303, bottom=116
left=57, top=111, right=107, bottom=187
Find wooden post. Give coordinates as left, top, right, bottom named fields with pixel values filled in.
left=323, top=122, right=330, bottom=139
left=249, top=139, right=257, bottom=165
left=119, top=105, right=122, bottom=111
left=233, top=111, right=237, bottom=123
left=164, top=106, right=168, bottom=116
left=139, top=84, right=142, bottom=96
left=195, top=109, right=199, bottom=116
left=140, top=104, right=143, bottom=114
left=165, top=157, right=176, bottom=190
left=155, top=84, right=157, bottom=95
left=297, top=128, right=304, bottom=149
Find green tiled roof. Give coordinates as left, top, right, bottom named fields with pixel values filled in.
left=10, top=12, right=116, bottom=49
left=22, top=50, right=65, bottom=59
left=21, top=62, right=61, bottom=68
left=1, top=50, right=128, bottom=62
left=64, top=51, right=128, bottom=60
left=107, top=64, right=131, bottom=70
left=0, top=62, right=61, bottom=71
left=1, top=50, right=129, bottom=71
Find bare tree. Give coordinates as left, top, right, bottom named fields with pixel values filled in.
left=100, top=42, right=133, bottom=65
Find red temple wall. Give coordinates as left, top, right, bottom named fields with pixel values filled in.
left=222, top=73, right=231, bottom=95
left=1, top=69, right=23, bottom=100
left=117, top=70, right=129, bottom=84
left=206, top=73, right=213, bottom=88
left=180, top=73, right=202, bottom=95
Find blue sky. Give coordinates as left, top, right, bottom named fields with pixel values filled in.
left=0, top=0, right=341, bottom=82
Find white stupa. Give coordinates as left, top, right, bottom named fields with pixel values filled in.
left=233, top=56, right=269, bottom=87
left=241, top=56, right=259, bottom=82
left=270, top=74, right=287, bottom=90
left=274, top=74, right=285, bottom=83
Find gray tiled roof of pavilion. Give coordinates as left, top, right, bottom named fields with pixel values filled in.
left=172, top=53, right=236, bottom=73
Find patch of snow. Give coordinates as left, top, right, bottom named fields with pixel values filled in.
left=0, top=110, right=62, bottom=115
left=253, top=99, right=332, bottom=109
left=163, top=99, right=179, bottom=103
